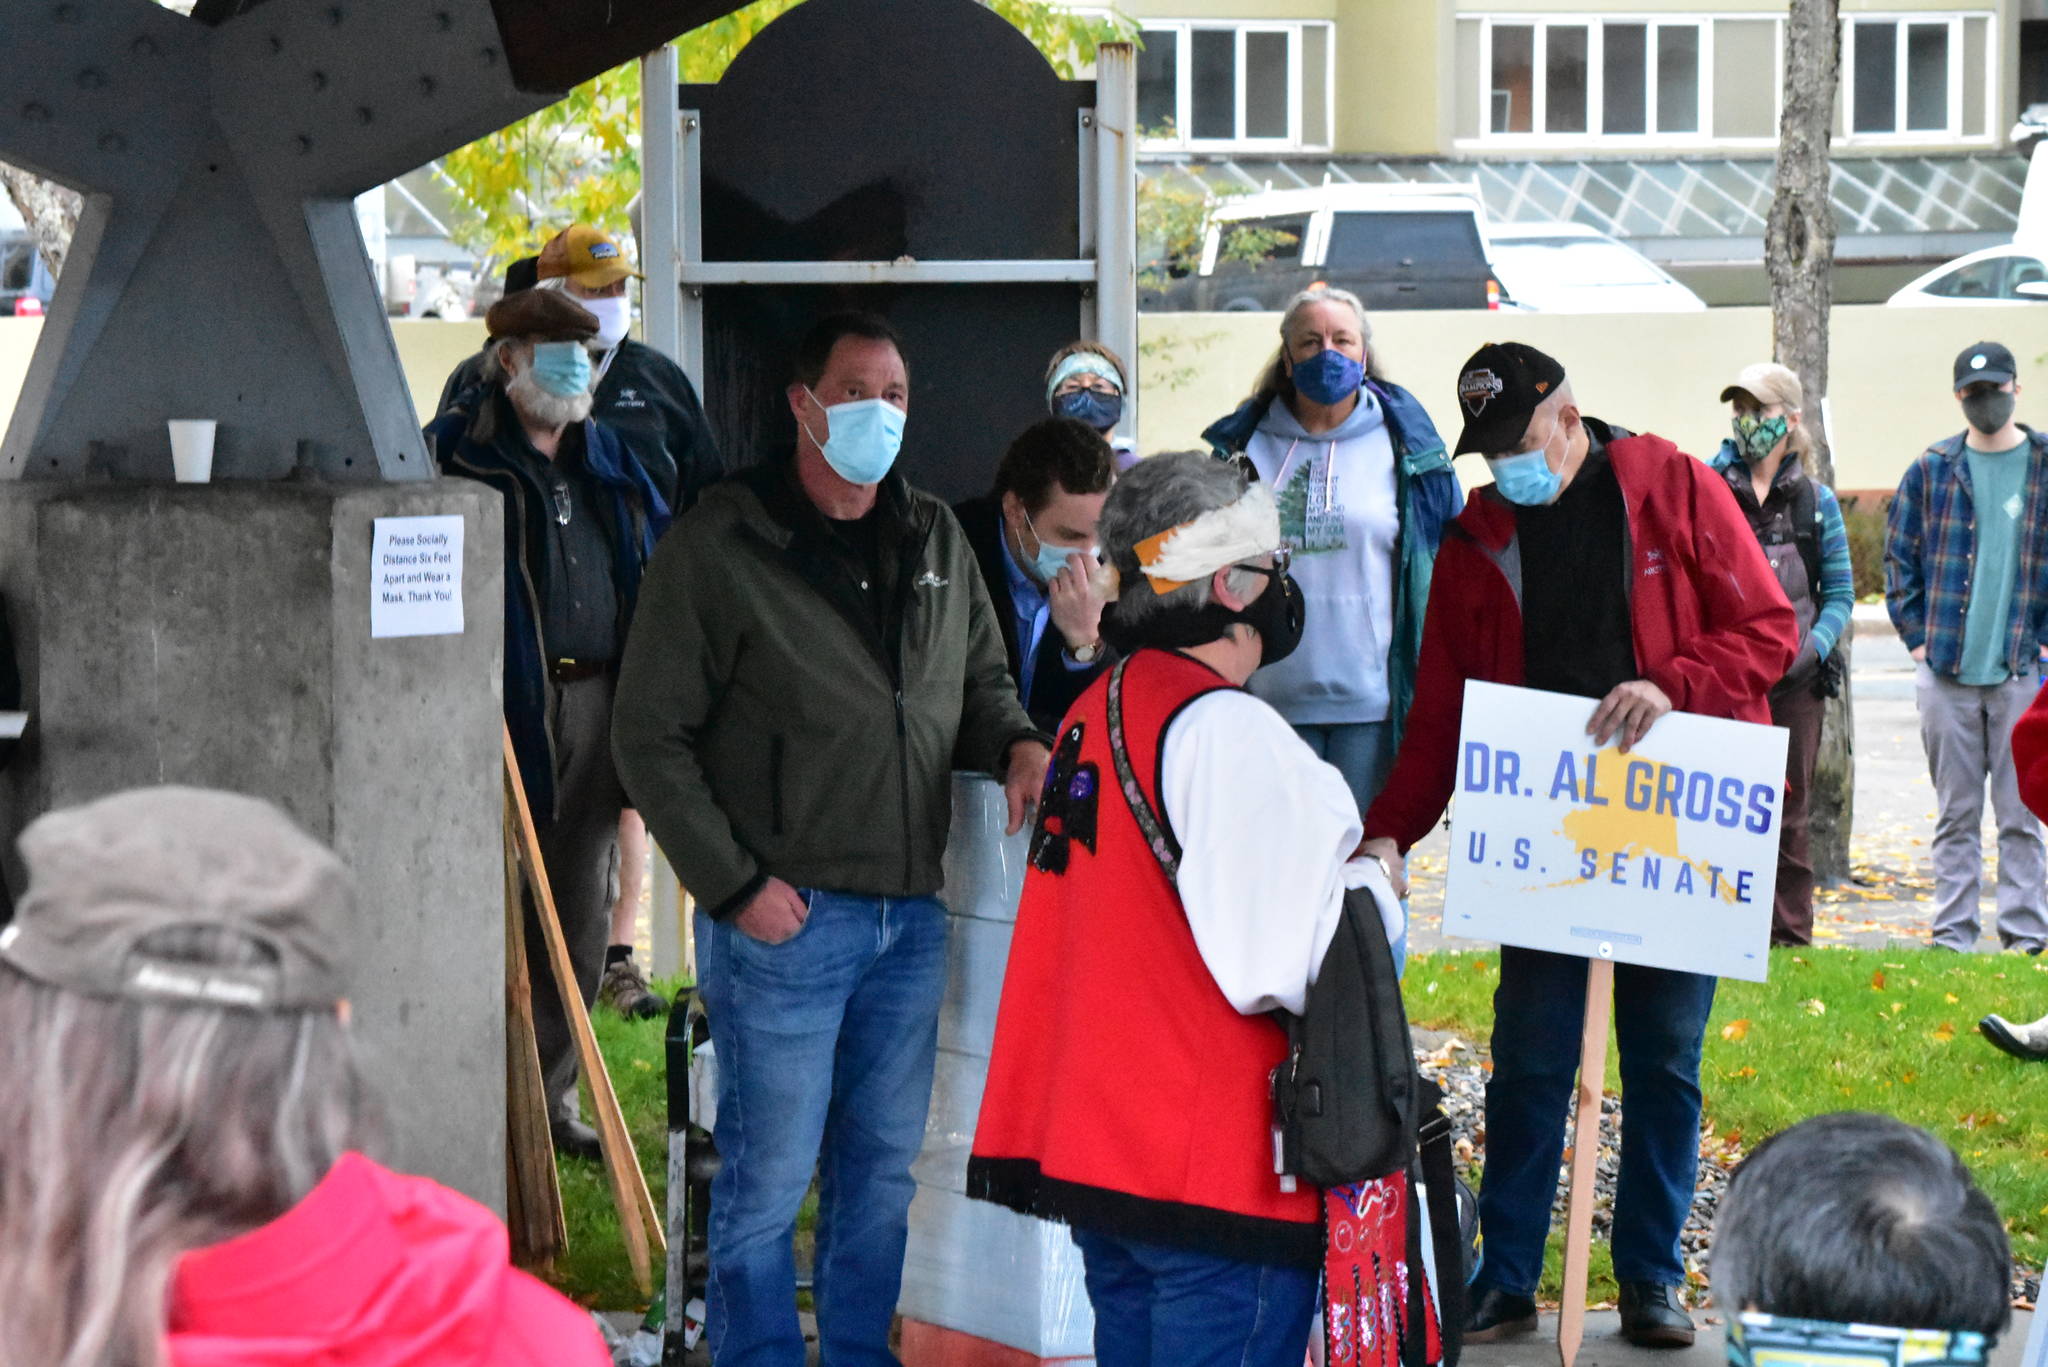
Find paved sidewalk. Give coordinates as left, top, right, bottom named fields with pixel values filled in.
left=1410, top=605, right=2039, bottom=956
left=1464, top=1311, right=2036, bottom=1367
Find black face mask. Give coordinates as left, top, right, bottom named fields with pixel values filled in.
left=1963, top=390, right=2017, bottom=436
left=1101, top=568, right=1306, bottom=668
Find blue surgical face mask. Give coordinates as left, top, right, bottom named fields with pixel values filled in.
left=804, top=389, right=906, bottom=485
left=1290, top=348, right=1366, bottom=406
left=530, top=341, right=592, bottom=398
left=1025, top=509, right=1091, bottom=584
left=1052, top=388, right=1123, bottom=433
left=1487, top=428, right=1564, bottom=506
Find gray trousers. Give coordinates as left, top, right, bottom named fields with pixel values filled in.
left=527, top=673, right=626, bottom=1122
left=1916, top=665, right=2048, bottom=951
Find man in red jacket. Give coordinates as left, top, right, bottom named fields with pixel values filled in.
left=1980, top=691, right=2048, bottom=1058
left=1361, top=342, right=1795, bottom=1349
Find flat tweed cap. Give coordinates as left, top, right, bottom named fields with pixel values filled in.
left=485, top=287, right=598, bottom=344
left=0, top=786, right=355, bottom=1011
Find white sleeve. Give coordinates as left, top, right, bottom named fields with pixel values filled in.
left=1159, top=690, right=1365, bottom=1016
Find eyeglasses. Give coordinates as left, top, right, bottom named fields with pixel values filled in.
left=1234, top=546, right=1292, bottom=576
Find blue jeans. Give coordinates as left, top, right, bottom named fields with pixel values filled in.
left=1474, top=947, right=1717, bottom=1296
left=1073, top=1228, right=1319, bottom=1367
left=695, top=892, right=948, bottom=1367
left=1294, top=720, right=1406, bottom=973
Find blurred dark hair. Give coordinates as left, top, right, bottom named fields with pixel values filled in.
left=794, top=311, right=905, bottom=390
left=995, top=418, right=1116, bottom=513
left=1711, top=1112, right=2010, bottom=1339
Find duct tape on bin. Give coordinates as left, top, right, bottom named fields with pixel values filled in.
left=899, top=773, right=1094, bottom=1358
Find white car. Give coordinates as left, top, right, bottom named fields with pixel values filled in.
left=1886, top=244, right=2048, bottom=306
left=1487, top=223, right=1706, bottom=313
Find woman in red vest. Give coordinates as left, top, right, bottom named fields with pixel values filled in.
left=969, top=453, right=1399, bottom=1367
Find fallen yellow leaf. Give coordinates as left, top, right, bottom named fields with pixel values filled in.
left=1721, top=1018, right=1752, bottom=1042
left=1945, top=992, right=1960, bottom=1005
left=1890, top=1002, right=1906, bottom=1014
left=1870, top=970, right=1888, bottom=990
left=1932, top=1022, right=1957, bottom=1043
left=1803, top=998, right=1828, bottom=1016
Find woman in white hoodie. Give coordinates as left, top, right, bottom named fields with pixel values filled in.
left=1202, top=288, right=1462, bottom=963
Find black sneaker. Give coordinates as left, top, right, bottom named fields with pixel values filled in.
left=550, top=1117, right=604, bottom=1163
left=1617, top=1282, right=1695, bottom=1348
left=1463, top=1286, right=1539, bottom=1342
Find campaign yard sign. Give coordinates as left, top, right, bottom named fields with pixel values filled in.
left=1443, top=681, right=1787, bottom=982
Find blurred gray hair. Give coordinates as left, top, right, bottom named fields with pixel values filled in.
left=0, top=924, right=379, bottom=1367
left=1099, top=451, right=1261, bottom=630
left=480, top=334, right=525, bottom=385
left=1247, top=285, right=1387, bottom=406
left=1710, top=1112, right=2010, bottom=1337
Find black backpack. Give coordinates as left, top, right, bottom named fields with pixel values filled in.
left=1106, top=659, right=1472, bottom=1362
left=1105, top=659, right=1421, bottom=1185
left=1272, top=884, right=1420, bottom=1185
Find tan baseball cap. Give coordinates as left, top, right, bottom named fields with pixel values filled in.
left=535, top=224, right=643, bottom=289
left=0, top=787, right=356, bottom=1011
left=1719, top=362, right=1803, bottom=411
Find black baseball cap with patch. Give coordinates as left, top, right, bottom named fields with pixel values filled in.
left=1454, top=342, right=1569, bottom=456
left=1954, top=341, right=2016, bottom=389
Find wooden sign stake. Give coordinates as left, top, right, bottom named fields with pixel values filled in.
left=504, top=804, right=567, bottom=1269
left=1558, top=957, right=1616, bottom=1367
left=503, top=727, right=666, bottom=1295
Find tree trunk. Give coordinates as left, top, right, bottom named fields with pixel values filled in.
left=0, top=164, right=80, bottom=277
left=1767, top=0, right=1851, bottom=887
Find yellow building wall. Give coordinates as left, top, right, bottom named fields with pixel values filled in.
left=1137, top=305, right=2048, bottom=495
left=1334, top=0, right=1448, bottom=155
left=0, top=319, right=490, bottom=455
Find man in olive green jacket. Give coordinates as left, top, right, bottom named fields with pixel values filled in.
left=611, top=312, right=1049, bottom=1367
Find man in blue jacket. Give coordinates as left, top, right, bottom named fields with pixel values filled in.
left=426, top=288, right=669, bottom=1162
left=1886, top=341, right=2048, bottom=955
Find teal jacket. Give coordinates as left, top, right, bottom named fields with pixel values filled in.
left=1202, top=380, right=1462, bottom=748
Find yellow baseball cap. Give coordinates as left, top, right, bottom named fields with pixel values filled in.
left=536, top=224, right=643, bottom=289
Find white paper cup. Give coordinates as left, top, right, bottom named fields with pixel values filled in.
left=167, top=419, right=217, bottom=483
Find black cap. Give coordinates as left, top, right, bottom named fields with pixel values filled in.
left=503, top=255, right=540, bottom=295
left=1954, top=341, right=2016, bottom=388
left=1454, top=342, right=1569, bottom=456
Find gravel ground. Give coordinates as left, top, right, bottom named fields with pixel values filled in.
left=1415, top=1033, right=2041, bottom=1308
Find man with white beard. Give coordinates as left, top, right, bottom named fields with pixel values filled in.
left=426, top=288, right=671, bottom=1162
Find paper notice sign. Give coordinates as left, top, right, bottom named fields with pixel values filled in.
left=370, top=515, right=465, bottom=639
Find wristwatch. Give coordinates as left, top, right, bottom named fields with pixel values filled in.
left=1070, top=640, right=1102, bottom=664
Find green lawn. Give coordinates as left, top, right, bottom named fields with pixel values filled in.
left=1408, top=943, right=2048, bottom=1296
left=548, top=984, right=679, bottom=1310
left=551, top=948, right=2048, bottom=1309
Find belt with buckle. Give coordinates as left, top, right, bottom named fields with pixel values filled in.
left=548, top=658, right=614, bottom=684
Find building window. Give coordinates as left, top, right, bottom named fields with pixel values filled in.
left=1472, top=17, right=1711, bottom=143
left=1845, top=16, right=1971, bottom=138
left=1137, top=21, right=1335, bottom=150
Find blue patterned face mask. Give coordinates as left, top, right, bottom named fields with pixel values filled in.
left=1290, top=348, right=1365, bottom=406
left=1726, top=1312, right=1988, bottom=1367
left=1052, top=388, right=1123, bottom=432
left=529, top=341, right=592, bottom=398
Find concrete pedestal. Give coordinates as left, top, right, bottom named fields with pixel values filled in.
left=0, top=481, right=507, bottom=1208
left=901, top=775, right=1095, bottom=1364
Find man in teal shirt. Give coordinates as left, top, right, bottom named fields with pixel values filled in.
left=1886, top=341, right=2048, bottom=953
